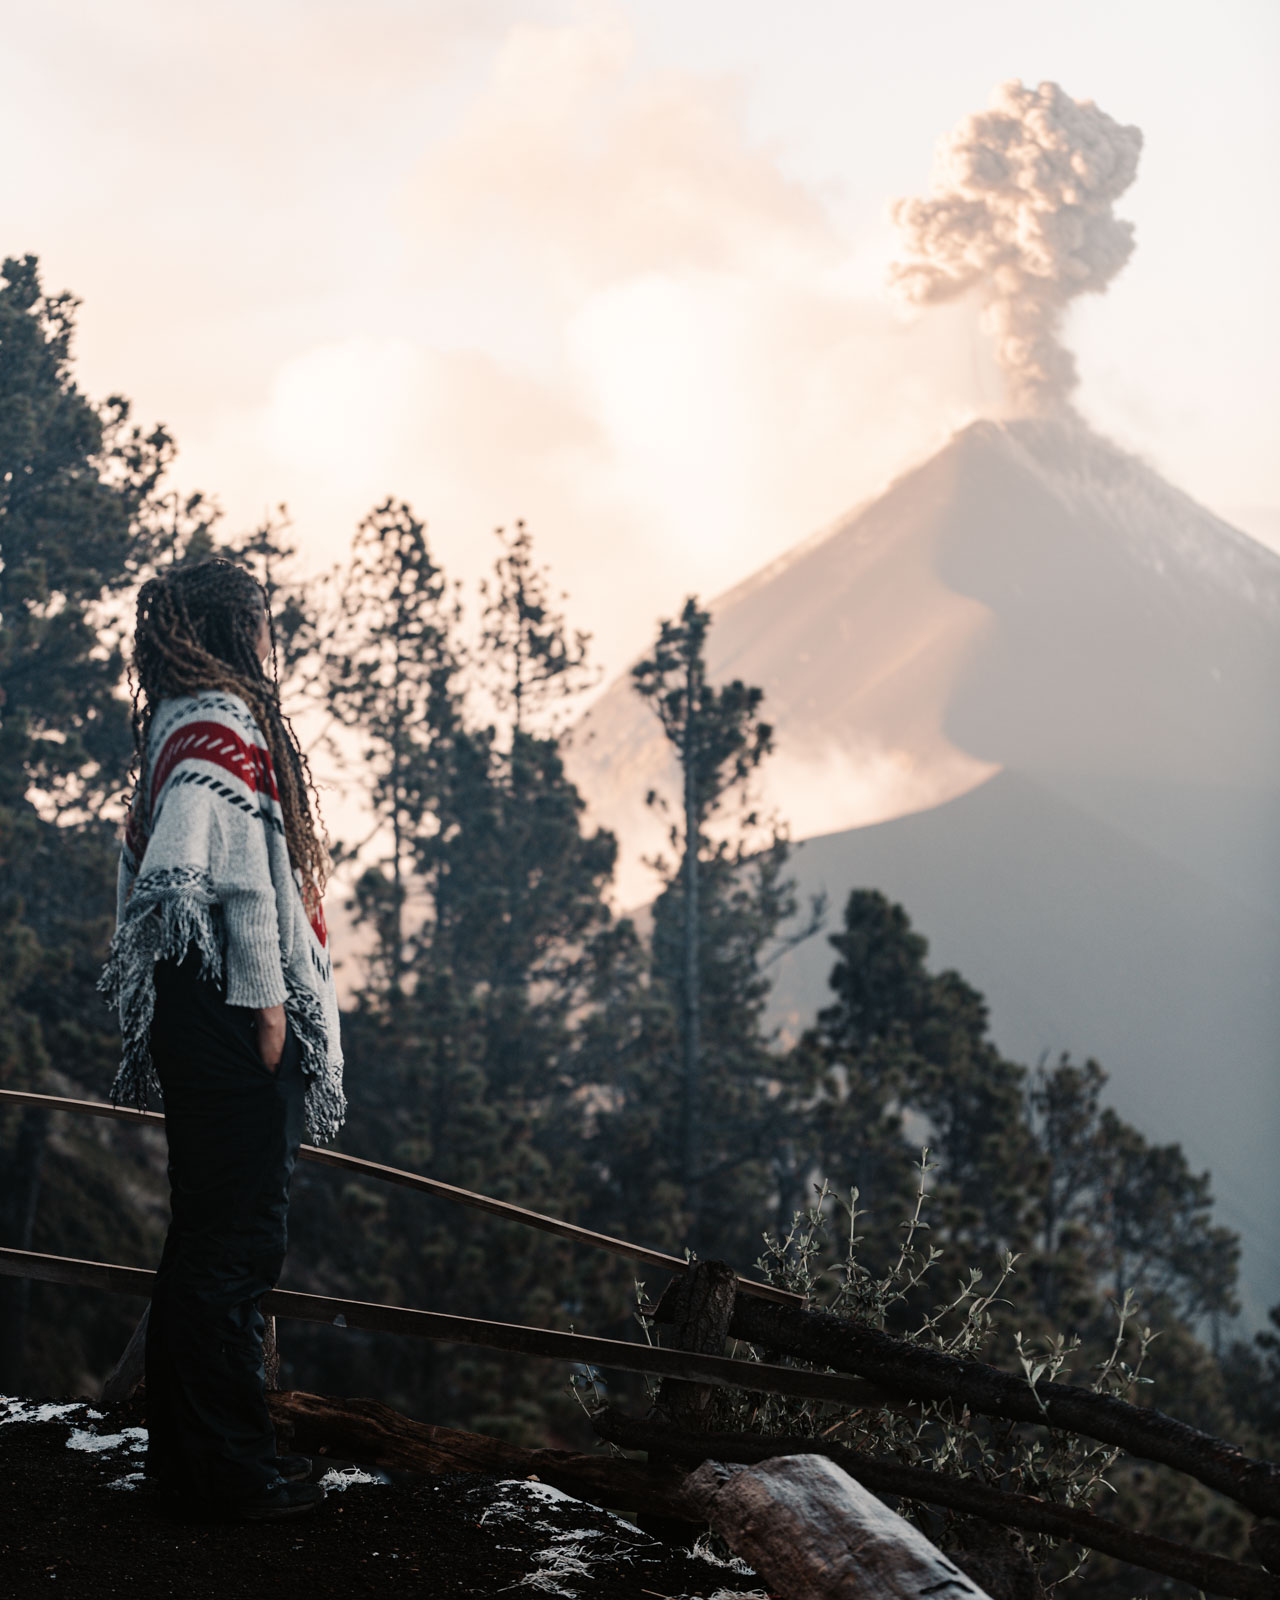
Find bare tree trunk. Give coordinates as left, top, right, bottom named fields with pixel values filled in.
left=681, top=654, right=702, bottom=1227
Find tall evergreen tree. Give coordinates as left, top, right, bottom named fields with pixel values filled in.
left=802, top=889, right=1035, bottom=1271
left=0, top=253, right=176, bottom=813
left=0, top=254, right=194, bottom=1386
left=478, top=519, right=598, bottom=735
left=298, top=509, right=621, bottom=1438
left=805, top=890, right=1240, bottom=1341
left=1026, top=1055, right=1239, bottom=1328
left=320, top=498, right=461, bottom=998
left=630, top=596, right=774, bottom=1231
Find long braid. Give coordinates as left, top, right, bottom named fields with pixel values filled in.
left=127, top=558, right=329, bottom=904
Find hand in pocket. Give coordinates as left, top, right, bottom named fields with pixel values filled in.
left=254, top=1005, right=287, bottom=1072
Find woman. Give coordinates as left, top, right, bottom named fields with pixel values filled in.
left=99, top=557, right=345, bottom=1521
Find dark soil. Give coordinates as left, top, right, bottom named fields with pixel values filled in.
left=0, top=1396, right=773, bottom=1600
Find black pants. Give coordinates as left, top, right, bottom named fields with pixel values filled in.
left=145, top=948, right=305, bottom=1501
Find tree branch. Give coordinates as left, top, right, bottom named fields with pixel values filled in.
left=663, top=1292, right=1280, bottom=1520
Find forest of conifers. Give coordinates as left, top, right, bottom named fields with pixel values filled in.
left=2, top=252, right=1276, bottom=1592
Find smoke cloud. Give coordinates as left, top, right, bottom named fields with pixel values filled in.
left=889, top=80, right=1143, bottom=415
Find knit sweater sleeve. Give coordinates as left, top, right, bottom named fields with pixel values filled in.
left=209, top=797, right=290, bottom=1009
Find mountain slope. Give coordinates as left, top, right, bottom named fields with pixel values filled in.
left=567, top=419, right=1280, bottom=1320
left=772, top=770, right=1280, bottom=1322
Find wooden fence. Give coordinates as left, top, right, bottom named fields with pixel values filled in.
left=1, top=1085, right=1276, bottom=1599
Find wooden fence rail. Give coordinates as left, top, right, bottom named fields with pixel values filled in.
left=0, top=1245, right=884, bottom=1410
left=5, top=1093, right=1278, bottom=1596
left=0, top=1088, right=799, bottom=1306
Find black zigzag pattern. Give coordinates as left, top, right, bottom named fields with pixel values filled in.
left=166, top=768, right=286, bottom=836
left=188, top=690, right=258, bottom=729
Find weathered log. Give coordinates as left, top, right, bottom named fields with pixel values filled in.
left=686, top=1454, right=994, bottom=1600
left=100, top=1307, right=149, bottom=1403
left=654, top=1260, right=737, bottom=1429
left=266, top=1390, right=690, bottom=1520
left=594, top=1409, right=1280, bottom=1600
left=670, top=1290, right=1280, bottom=1520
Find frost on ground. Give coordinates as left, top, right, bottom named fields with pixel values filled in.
left=688, top=1532, right=757, bottom=1575
left=1, top=1397, right=149, bottom=1491
left=108, top=1471, right=148, bottom=1492
left=1, top=1398, right=105, bottom=1428
left=466, top=1477, right=763, bottom=1600
left=67, top=1426, right=147, bottom=1454
left=318, top=1465, right=388, bottom=1491
left=2, top=1397, right=773, bottom=1599
left=470, top=1477, right=667, bottom=1598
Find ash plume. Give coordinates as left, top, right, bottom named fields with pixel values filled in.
left=889, top=80, right=1143, bottom=415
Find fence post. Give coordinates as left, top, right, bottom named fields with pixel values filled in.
left=652, top=1260, right=738, bottom=1430
left=263, top=1314, right=281, bottom=1391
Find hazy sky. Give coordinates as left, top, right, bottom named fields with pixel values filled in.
left=6, top=0, right=1278, bottom=676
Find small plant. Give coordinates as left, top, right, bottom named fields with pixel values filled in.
left=710, top=1153, right=1155, bottom=1581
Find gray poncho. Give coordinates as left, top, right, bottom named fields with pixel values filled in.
left=98, top=688, right=346, bottom=1143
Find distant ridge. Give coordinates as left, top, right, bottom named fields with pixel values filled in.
left=567, top=419, right=1280, bottom=1323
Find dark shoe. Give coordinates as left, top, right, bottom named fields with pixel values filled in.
left=235, top=1477, right=325, bottom=1522
left=274, top=1454, right=313, bottom=1483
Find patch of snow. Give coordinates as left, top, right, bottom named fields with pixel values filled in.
left=494, top=1478, right=579, bottom=1508
left=0, top=1399, right=103, bottom=1428
left=469, top=1479, right=668, bottom=1597
left=1, top=1398, right=149, bottom=1463
left=317, top=1466, right=388, bottom=1491
left=481, top=1479, right=649, bottom=1541
left=66, top=1427, right=147, bottom=1455
left=107, top=1472, right=147, bottom=1492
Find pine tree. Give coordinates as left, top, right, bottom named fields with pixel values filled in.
left=0, top=254, right=189, bottom=1386
left=319, top=498, right=462, bottom=998
left=0, top=253, right=177, bottom=813
left=630, top=596, right=774, bottom=1233
left=478, top=519, right=598, bottom=735
left=805, top=890, right=1035, bottom=1271
left=1026, top=1055, right=1240, bottom=1328
left=300, top=509, right=620, bottom=1438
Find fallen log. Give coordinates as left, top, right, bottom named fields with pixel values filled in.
left=663, top=1289, right=1280, bottom=1521
left=266, top=1390, right=689, bottom=1521
left=594, top=1409, right=1280, bottom=1600
left=685, top=1454, right=995, bottom=1600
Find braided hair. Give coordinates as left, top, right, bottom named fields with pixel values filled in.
left=128, top=557, right=329, bottom=905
